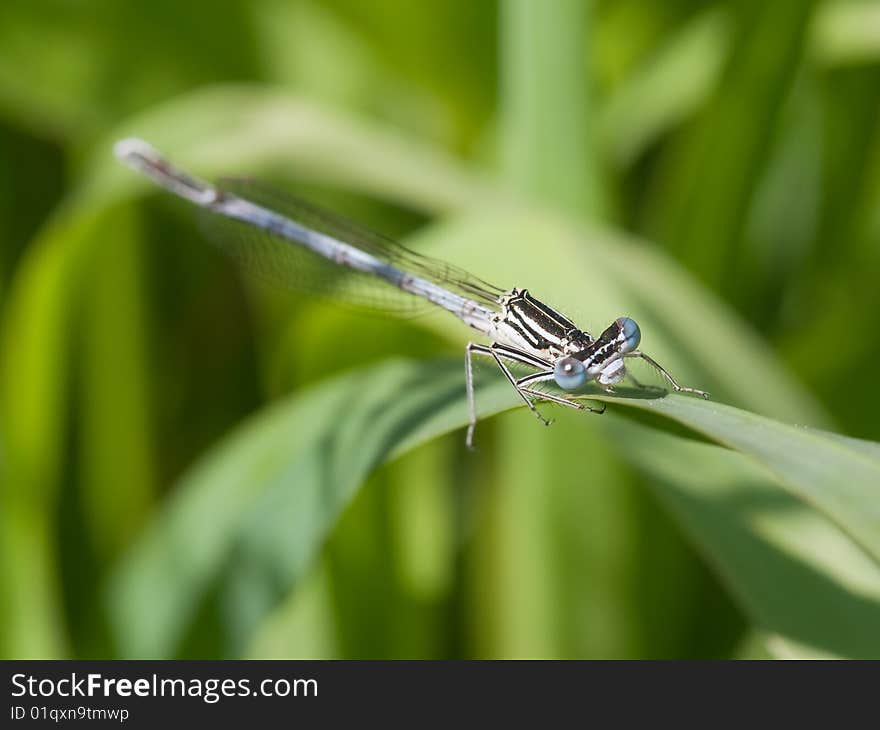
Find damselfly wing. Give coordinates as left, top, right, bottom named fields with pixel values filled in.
left=200, top=178, right=505, bottom=317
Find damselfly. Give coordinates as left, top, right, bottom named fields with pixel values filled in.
left=115, top=138, right=709, bottom=448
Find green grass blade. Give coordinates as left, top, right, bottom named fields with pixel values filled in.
left=78, top=207, right=156, bottom=560
left=0, top=211, right=107, bottom=657
left=106, top=359, right=465, bottom=657
left=107, top=356, right=880, bottom=657
left=600, top=9, right=729, bottom=168
left=654, top=0, right=817, bottom=294
left=78, top=85, right=500, bottom=214
left=614, top=419, right=880, bottom=658
left=501, top=0, right=602, bottom=216
left=609, top=393, right=880, bottom=566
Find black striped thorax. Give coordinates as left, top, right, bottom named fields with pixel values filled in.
left=492, top=288, right=593, bottom=358
left=575, top=320, right=626, bottom=371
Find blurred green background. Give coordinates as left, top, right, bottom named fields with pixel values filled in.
left=2, top=0, right=880, bottom=660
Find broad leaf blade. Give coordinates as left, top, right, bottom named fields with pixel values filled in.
left=108, top=357, right=880, bottom=658
left=107, top=359, right=468, bottom=657
left=607, top=393, right=880, bottom=566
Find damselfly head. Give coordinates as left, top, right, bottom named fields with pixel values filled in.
left=581, top=317, right=642, bottom=377
left=616, top=317, right=641, bottom=353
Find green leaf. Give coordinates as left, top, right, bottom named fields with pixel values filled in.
left=812, top=1, right=880, bottom=66
left=78, top=206, right=157, bottom=561
left=107, top=356, right=880, bottom=658
left=599, top=9, right=729, bottom=168
left=652, top=0, right=817, bottom=295
left=501, top=0, right=602, bottom=216
left=612, top=419, right=880, bottom=659
left=0, top=0, right=262, bottom=139
left=106, top=359, right=468, bottom=657
left=0, top=209, right=107, bottom=658
left=77, top=86, right=500, bottom=214
left=608, top=394, right=880, bottom=570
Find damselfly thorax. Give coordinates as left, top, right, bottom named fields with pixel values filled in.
left=489, top=288, right=593, bottom=358
left=115, top=138, right=709, bottom=449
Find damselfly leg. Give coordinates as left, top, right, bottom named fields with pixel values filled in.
left=624, top=351, right=710, bottom=398
left=466, top=343, right=549, bottom=448
left=465, top=343, right=604, bottom=449
left=515, top=370, right=606, bottom=413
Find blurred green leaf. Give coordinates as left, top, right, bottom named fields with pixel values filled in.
left=106, top=359, right=468, bottom=657
left=615, top=419, right=880, bottom=659
left=599, top=9, right=728, bottom=168
left=609, top=393, right=880, bottom=567
left=468, top=411, right=740, bottom=659
left=0, top=209, right=107, bottom=657
left=78, top=206, right=156, bottom=559
left=0, top=126, right=65, bottom=293
left=245, top=561, right=339, bottom=659
left=812, top=0, right=880, bottom=66
left=107, top=354, right=880, bottom=658
left=0, top=0, right=261, bottom=139
left=501, top=0, right=602, bottom=216
left=652, top=0, right=817, bottom=297
left=78, top=86, right=501, bottom=214
left=320, top=0, right=498, bottom=129
left=597, top=2, right=880, bottom=170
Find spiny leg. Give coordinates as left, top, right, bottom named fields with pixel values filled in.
left=625, top=351, right=710, bottom=398
left=465, top=343, right=553, bottom=449
left=464, top=343, right=481, bottom=447
left=516, top=371, right=606, bottom=414
left=481, top=344, right=551, bottom=420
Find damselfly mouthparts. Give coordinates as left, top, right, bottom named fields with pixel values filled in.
left=115, top=138, right=709, bottom=448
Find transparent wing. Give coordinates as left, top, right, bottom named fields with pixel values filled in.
left=198, top=178, right=506, bottom=316
left=200, top=208, right=426, bottom=315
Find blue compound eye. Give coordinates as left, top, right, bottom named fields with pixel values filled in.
left=616, top=317, right=641, bottom=353
left=554, top=356, right=586, bottom=391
